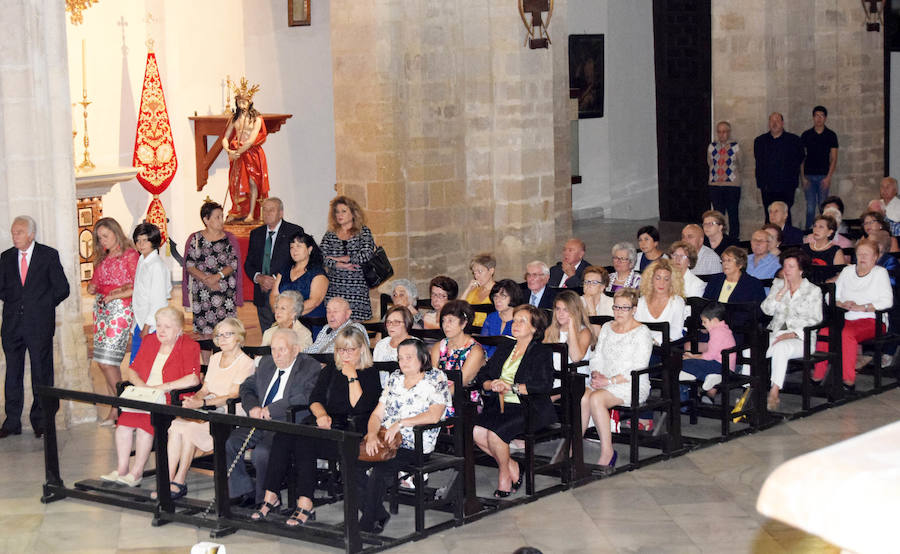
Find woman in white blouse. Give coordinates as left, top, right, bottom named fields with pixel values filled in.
left=813, top=239, right=894, bottom=390
left=544, top=290, right=596, bottom=364
left=372, top=305, right=412, bottom=362
left=635, top=258, right=686, bottom=344
left=760, top=248, right=822, bottom=411
left=669, top=241, right=706, bottom=298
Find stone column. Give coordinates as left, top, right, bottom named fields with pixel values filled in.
left=331, top=0, right=571, bottom=297
left=0, top=1, right=90, bottom=428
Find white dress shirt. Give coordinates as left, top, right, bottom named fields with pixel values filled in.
left=132, top=249, right=172, bottom=331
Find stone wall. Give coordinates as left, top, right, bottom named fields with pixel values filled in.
left=713, top=0, right=884, bottom=230
left=331, top=0, right=571, bottom=301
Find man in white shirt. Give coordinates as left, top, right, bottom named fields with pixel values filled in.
left=869, top=177, right=900, bottom=236
left=226, top=329, right=321, bottom=507
left=681, top=224, right=722, bottom=275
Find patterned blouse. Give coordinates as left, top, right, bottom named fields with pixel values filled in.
left=379, top=369, right=452, bottom=454
left=605, top=270, right=641, bottom=293
left=436, top=337, right=477, bottom=374
left=92, top=249, right=140, bottom=302
left=761, top=278, right=823, bottom=342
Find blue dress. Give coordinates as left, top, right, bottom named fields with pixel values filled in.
left=480, top=311, right=512, bottom=358
left=277, top=263, right=327, bottom=318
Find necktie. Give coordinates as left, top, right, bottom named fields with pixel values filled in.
left=20, top=252, right=27, bottom=286
left=530, top=292, right=538, bottom=307
left=263, top=369, right=284, bottom=406
left=262, top=230, right=274, bottom=274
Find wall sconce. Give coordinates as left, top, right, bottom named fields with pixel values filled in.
left=862, top=0, right=884, bottom=32
left=519, top=0, right=554, bottom=49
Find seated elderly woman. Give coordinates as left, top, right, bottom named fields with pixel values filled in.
left=421, top=275, right=458, bottom=330
left=668, top=241, right=706, bottom=298
left=702, top=210, right=738, bottom=256
left=762, top=223, right=784, bottom=257
left=802, top=214, right=846, bottom=266
left=262, top=290, right=312, bottom=350
left=545, top=290, right=596, bottom=363
left=814, top=239, right=893, bottom=391
left=481, top=279, right=525, bottom=358
left=860, top=211, right=900, bottom=253
left=387, top=279, right=422, bottom=327
left=461, top=253, right=497, bottom=328
left=580, top=265, right=614, bottom=318
left=606, top=242, right=641, bottom=292
left=156, top=317, right=254, bottom=499
left=703, top=246, right=766, bottom=335
left=101, top=306, right=201, bottom=487
left=372, top=305, right=413, bottom=362
left=253, top=326, right=382, bottom=525
left=760, top=249, right=822, bottom=411
left=473, top=305, right=555, bottom=497
left=635, top=258, right=686, bottom=343
left=359, top=338, right=452, bottom=533
left=431, top=300, right=485, bottom=385
left=803, top=206, right=852, bottom=249
left=581, top=289, right=653, bottom=470
left=635, top=225, right=667, bottom=272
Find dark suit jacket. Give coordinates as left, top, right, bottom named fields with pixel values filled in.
left=243, top=219, right=304, bottom=306
left=703, top=272, right=766, bottom=332
left=519, top=283, right=557, bottom=309
left=476, top=340, right=557, bottom=432
left=781, top=224, right=804, bottom=246
left=0, top=242, right=69, bottom=340
left=239, top=352, right=321, bottom=422
left=549, top=259, right=591, bottom=288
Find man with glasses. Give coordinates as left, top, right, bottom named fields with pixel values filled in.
left=226, top=329, right=321, bottom=508
left=746, top=229, right=780, bottom=281
left=522, top=260, right=556, bottom=309
left=304, top=296, right=367, bottom=354
left=549, top=238, right=591, bottom=288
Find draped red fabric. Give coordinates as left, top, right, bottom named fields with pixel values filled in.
left=132, top=52, right=177, bottom=242
left=226, top=118, right=270, bottom=220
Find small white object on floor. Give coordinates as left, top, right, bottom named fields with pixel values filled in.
left=191, top=542, right=226, bottom=554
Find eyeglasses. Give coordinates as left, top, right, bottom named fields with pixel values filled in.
left=214, top=331, right=236, bottom=339
left=612, top=305, right=634, bottom=311
left=525, top=272, right=545, bottom=278
left=702, top=221, right=721, bottom=227
left=583, top=279, right=603, bottom=286
left=612, top=256, right=630, bottom=263
left=336, top=347, right=360, bottom=355
left=385, top=319, right=404, bottom=327
left=672, top=254, right=688, bottom=260
left=430, top=291, right=448, bottom=299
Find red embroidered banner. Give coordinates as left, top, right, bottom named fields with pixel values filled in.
left=132, top=52, right=177, bottom=242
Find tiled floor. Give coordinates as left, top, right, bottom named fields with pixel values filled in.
left=4, top=217, right=892, bottom=553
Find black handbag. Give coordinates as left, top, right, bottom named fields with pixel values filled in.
left=363, top=246, right=394, bottom=288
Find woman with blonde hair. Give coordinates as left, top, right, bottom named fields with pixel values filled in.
left=544, top=290, right=596, bottom=363
left=635, top=258, right=686, bottom=342
left=320, top=195, right=376, bottom=320
left=157, top=317, right=254, bottom=499
left=88, top=217, right=140, bottom=424
left=461, top=253, right=497, bottom=327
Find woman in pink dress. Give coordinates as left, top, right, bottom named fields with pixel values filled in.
left=159, top=317, right=254, bottom=499
left=87, top=217, right=140, bottom=424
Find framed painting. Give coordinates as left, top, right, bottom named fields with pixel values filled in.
left=78, top=207, right=93, bottom=227
left=569, top=34, right=604, bottom=119
left=289, top=0, right=310, bottom=26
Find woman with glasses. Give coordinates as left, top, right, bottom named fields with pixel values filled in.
left=702, top=210, right=738, bottom=256
left=421, top=275, right=458, bottom=330
left=253, top=326, right=381, bottom=526
left=481, top=279, right=525, bottom=358
left=668, top=241, right=706, bottom=298
left=373, top=305, right=413, bottom=362
left=156, top=318, right=253, bottom=499
left=461, top=253, right=497, bottom=327
left=261, top=290, right=312, bottom=350
left=703, top=246, right=766, bottom=331
left=606, top=242, right=641, bottom=292
left=431, top=300, right=485, bottom=385
left=581, top=289, right=652, bottom=471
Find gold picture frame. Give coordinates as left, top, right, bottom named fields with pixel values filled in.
left=288, top=0, right=310, bottom=26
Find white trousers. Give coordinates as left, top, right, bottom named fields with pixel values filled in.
left=766, top=333, right=805, bottom=389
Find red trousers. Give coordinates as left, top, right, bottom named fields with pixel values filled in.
left=814, top=318, right=884, bottom=384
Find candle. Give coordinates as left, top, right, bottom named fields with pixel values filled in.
left=81, top=39, right=87, bottom=97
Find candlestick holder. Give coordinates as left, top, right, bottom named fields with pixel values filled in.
left=77, top=92, right=95, bottom=171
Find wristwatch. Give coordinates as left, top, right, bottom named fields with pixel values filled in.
left=512, top=383, right=521, bottom=396
left=218, top=270, right=226, bottom=279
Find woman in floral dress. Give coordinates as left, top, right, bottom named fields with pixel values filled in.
left=88, top=217, right=140, bottom=424
left=183, top=202, right=240, bottom=336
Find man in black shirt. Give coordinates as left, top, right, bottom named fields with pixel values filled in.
left=755, top=112, right=805, bottom=226
left=800, top=106, right=839, bottom=229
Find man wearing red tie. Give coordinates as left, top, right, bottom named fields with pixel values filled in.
left=0, top=216, right=69, bottom=438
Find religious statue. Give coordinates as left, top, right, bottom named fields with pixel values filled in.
left=222, top=77, right=269, bottom=223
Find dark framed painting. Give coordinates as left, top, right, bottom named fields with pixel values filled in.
left=569, top=34, right=604, bottom=119
left=288, top=0, right=310, bottom=26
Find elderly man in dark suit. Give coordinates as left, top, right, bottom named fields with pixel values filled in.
left=0, top=215, right=69, bottom=438
left=226, top=328, right=321, bottom=507
left=522, top=261, right=557, bottom=309
left=243, top=197, right=304, bottom=331
left=549, top=238, right=590, bottom=288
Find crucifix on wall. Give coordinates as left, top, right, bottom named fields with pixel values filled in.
left=519, top=0, right=553, bottom=49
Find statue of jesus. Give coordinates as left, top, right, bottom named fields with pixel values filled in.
left=222, top=78, right=269, bottom=223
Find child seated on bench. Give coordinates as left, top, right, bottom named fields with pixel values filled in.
left=681, top=302, right=736, bottom=401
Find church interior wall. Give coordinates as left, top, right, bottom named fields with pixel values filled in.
left=569, top=0, right=659, bottom=221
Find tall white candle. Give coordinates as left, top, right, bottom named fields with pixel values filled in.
left=81, top=39, right=86, bottom=97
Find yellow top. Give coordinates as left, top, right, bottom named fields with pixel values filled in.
left=499, top=353, right=523, bottom=405
left=465, top=288, right=491, bottom=327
